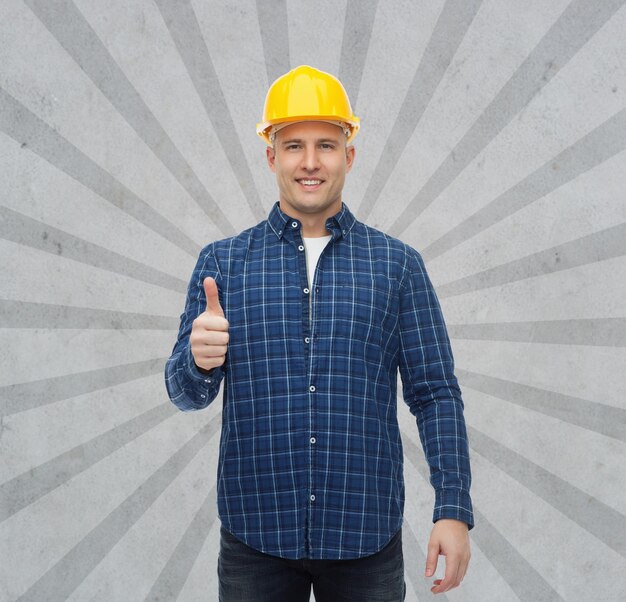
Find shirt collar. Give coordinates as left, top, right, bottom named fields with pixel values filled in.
left=267, top=201, right=356, bottom=241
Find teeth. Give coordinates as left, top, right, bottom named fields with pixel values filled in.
left=300, top=179, right=322, bottom=185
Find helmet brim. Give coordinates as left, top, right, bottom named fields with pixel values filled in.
left=256, top=115, right=360, bottom=146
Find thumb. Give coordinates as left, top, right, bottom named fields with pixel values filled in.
left=203, top=277, right=224, bottom=317
left=425, top=541, right=439, bottom=577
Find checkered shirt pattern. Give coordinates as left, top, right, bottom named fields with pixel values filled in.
left=165, top=201, right=473, bottom=560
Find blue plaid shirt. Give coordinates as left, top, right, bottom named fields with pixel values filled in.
left=165, top=201, right=473, bottom=560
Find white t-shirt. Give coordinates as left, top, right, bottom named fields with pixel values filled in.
left=303, top=235, right=332, bottom=288
left=303, top=235, right=332, bottom=322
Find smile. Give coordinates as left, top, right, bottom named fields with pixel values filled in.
left=296, top=179, right=324, bottom=187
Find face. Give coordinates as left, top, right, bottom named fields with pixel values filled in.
left=266, top=121, right=355, bottom=221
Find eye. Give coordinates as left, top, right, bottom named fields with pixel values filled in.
left=285, top=144, right=301, bottom=150
left=319, top=143, right=334, bottom=150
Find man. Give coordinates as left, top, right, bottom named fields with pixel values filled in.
left=165, top=65, right=473, bottom=601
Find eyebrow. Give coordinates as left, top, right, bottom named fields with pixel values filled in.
left=279, top=137, right=341, bottom=145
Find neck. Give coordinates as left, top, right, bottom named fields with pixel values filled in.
left=300, top=217, right=331, bottom=237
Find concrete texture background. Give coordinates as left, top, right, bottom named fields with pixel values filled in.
left=1, top=0, right=625, bottom=600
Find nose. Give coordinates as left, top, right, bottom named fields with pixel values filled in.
left=301, top=146, right=321, bottom=171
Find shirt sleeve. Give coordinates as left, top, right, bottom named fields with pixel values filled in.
left=397, top=247, right=474, bottom=530
left=164, top=244, right=227, bottom=412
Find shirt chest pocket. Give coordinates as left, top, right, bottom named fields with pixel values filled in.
left=325, top=276, right=398, bottom=345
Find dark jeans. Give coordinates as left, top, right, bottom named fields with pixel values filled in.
left=218, top=525, right=406, bottom=602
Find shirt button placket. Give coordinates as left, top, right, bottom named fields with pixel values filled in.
left=301, top=233, right=316, bottom=549
left=308, top=383, right=317, bottom=532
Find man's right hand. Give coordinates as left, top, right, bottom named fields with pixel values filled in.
left=190, top=277, right=229, bottom=372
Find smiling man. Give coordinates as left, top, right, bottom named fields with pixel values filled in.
left=165, top=65, right=474, bottom=601
left=266, top=120, right=355, bottom=235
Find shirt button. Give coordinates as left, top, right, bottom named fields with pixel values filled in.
left=304, top=337, right=310, bottom=344
left=310, top=437, right=316, bottom=444
left=298, top=245, right=305, bottom=251
left=204, top=378, right=212, bottom=383
left=309, top=385, right=316, bottom=392
left=200, top=394, right=206, bottom=399
left=310, top=494, right=316, bottom=502
left=292, top=221, right=298, bottom=228
left=303, top=288, right=310, bottom=294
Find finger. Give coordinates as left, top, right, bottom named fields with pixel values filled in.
left=195, top=314, right=229, bottom=333
left=199, top=345, right=228, bottom=357
left=458, top=555, right=470, bottom=583
left=425, top=542, right=439, bottom=577
left=189, top=326, right=229, bottom=348
left=199, top=330, right=229, bottom=345
left=203, top=277, right=225, bottom=317
left=450, top=559, right=464, bottom=591
left=194, top=355, right=225, bottom=370
left=432, top=554, right=461, bottom=594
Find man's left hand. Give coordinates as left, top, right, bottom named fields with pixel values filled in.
left=425, top=518, right=471, bottom=595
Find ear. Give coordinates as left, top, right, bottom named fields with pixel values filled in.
left=266, top=146, right=277, bottom=173
left=345, top=145, right=356, bottom=173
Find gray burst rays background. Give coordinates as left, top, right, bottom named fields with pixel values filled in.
left=1, top=0, right=626, bottom=600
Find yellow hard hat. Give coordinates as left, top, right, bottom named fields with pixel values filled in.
left=257, top=65, right=360, bottom=145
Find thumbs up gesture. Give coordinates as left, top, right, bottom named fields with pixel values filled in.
left=190, top=277, right=229, bottom=372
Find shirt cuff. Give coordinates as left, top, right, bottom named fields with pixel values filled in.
left=433, top=489, right=474, bottom=531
